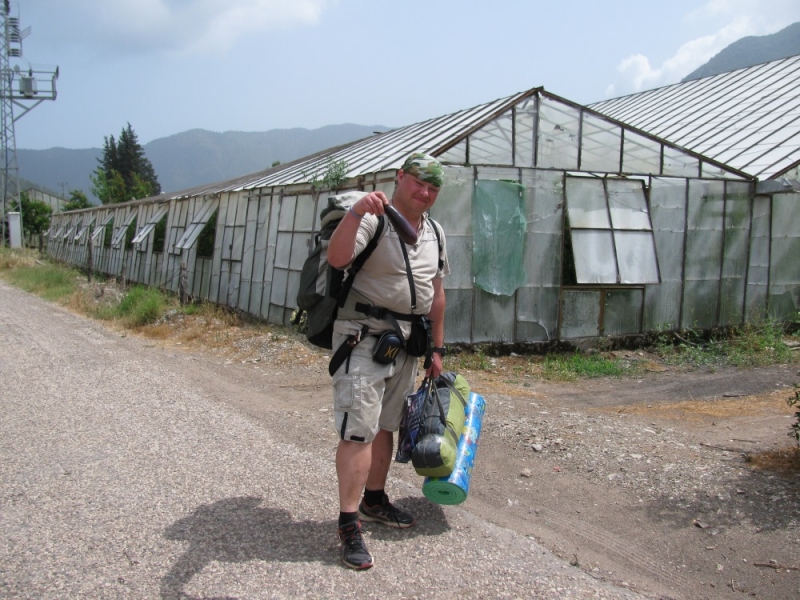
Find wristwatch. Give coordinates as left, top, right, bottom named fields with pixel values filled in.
left=432, top=347, right=447, bottom=356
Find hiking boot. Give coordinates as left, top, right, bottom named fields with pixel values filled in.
left=338, top=520, right=373, bottom=570
left=358, top=494, right=416, bottom=529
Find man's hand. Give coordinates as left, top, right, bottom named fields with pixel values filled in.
left=351, top=191, right=388, bottom=217
left=327, top=192, right=389, bottom=268
left=425, top=351, right=443, bottom=379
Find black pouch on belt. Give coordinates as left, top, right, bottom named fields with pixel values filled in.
left=405, top=315, right=431, bottom=358
left=372, top=331, right=404, bottom=364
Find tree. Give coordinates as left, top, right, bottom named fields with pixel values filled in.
left=63, top=190, right=93, bottom=212
left=90, top=123, right=161, bottom=204
left=9, top=191, right=52, bottom=237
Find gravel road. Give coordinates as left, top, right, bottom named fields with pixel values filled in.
left=0, top=280, right=649, bottom=599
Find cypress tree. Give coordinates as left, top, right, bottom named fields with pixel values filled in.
left=91, top=123, right=161, bottom=204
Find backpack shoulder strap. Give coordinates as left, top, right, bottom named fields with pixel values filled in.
left=336, top=214, right=385, bottom=306
left=428, top=217, right=444, bottom=271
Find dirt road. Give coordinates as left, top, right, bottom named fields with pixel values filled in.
left=2, top=278, right=799, bottom=599
left=0, top=280, right=648, bottom=599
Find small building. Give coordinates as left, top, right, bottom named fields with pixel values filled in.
left=47, top=59, right=800, bottom=346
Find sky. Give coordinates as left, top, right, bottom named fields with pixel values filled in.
left=12, top=0, right=800, bottom=150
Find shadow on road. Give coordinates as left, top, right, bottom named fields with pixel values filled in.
left=160, top=495, right=450, bottom=599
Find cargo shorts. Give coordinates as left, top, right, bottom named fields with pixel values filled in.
left=331, top=331, right=419, bottom=444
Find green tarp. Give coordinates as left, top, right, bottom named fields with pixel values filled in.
left=473, top=180, right=527, bottom=296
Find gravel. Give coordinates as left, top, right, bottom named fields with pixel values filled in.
left=0, top=280, right=650, bottom=599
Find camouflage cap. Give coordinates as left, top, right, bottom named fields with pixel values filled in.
left=401, top=152, right=444, bottom=188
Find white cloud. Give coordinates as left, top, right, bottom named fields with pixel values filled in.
left=27, top=0, right=333, bottom=56
left=606, top=0, right=800, bottom=98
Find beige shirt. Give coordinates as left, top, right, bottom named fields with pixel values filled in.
left=333, top=212, right=449, bottom=337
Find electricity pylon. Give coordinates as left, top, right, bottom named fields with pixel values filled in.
left=1, top=0, right=58, bottom=246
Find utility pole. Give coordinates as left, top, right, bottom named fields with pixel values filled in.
left=1, top=0, right=58, bottom=246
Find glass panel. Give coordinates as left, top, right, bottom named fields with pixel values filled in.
left=515, top=286, right=559, bottom=342
left=770, top=238, right=800, bottom=287
left=289, top=232, right=311, bottom=270
left=614, top=231, right=659, bottom=283
left=270, top=267, right=288, bottom=305
left=607, top=179, right=652, bottom=230
left=604, top=289, right=643, bottom=335
left=469, top=112, right=514, bottom=165
left=514, top=99, right=536, bottom=167
left=278, top=195, right=297, bottom=230
left=643, top=280, right=682, bottom=331
left=662, top=146, right=699, bottom=177
left=650, top=177, right=686, bottom=284
left=443, top=288, right=473, bottom=344
left=571, top=230, right=617, bottom=283
left=580, top=112, right=621, bottom=173
left=537, top=96, right=579, bottom=169
left=719, top=277, right=745, bottom=325
left=430, top=166, right=473, bottom=236
left=772, top=192, right=800, bottom=237
left=438, top=139, right=466, bottom=164
left=684, top=229, right=723, bottom=280
left=701, top=160, right=745, bottom=179
left=747, top=196, right=770, bottom=287
left=560, top=290, right=600, bottom=338
left=682, top=280, right=719, bottom=329
left=274, top=232, right=292, bottom=268
left=441, top=235, right=471, bottom=289
left=565, top=177, right=609, bottom=228
left=687, top=180, right=725, bottom=232
left=293, top=195, right=315, bottom=231
left=722, top=197, right=751, bottom=280
left=622, top=130, right=662, bottom=175
left=472, top=288, right=515, bottom=342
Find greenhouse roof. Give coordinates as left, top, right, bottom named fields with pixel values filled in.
left=160, top=80, right=755, bottom=202
left=589, top=55, right=800, bottom=180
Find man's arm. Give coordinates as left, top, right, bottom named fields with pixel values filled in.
left=327, top=191, right=388, bottom=269
left=426, top=276, right=446, bottom=378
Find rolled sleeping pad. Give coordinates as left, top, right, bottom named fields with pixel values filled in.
left=422, top=392, right=486, bottom=505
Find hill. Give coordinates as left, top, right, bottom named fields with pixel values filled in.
left=682, top=21, right=800, bottom=81
left=18, top=123, right=389, bottom=202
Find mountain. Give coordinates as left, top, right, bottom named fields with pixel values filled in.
left=682, top=21, right=800, bottom=82
left=18, top=123, right=389, bottom=203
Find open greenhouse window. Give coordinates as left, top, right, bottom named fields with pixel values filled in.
left=564, top=176, right=660, bottom=284
left=131, top=205, right=169, bottom=250
left=111, top=211, right=137, bottom=249
left=91, top=214, right=114, bottom=242
left=74, top=217, right=96, bottom=244
left=174, top=199, right=218, bottom=254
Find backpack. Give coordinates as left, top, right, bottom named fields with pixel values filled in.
left=294, top=191, right=385, bottom=349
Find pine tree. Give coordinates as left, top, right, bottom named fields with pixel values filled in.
left=91, top=123, right=161, bottom=204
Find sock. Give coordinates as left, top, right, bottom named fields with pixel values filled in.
left=363, top=488, right=385, bottom=507
left=338, top=511, right=358, bottom=527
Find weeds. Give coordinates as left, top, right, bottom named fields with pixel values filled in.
left=789, top=385, right=800, bottom=446
left=653, top=322, right=794, bottom=369
left=1, top=249, right=79, bottom=302
left=539, top=352, right=625, bottom=381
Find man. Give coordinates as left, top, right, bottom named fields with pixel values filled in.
left=326, top=152, right=448, bottom=569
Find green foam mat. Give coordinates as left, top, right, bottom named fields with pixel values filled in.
left=422, top=479, right=468, bottom=505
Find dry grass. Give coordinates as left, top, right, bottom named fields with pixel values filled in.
left=749, top=447, right=800, bottom=475
left=606, top=389, right=795, bottom=421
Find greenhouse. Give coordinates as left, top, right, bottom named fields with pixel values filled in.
left=46, top=58, right=800, bottom=346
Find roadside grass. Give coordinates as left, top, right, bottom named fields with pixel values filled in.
left=652, top=321, right=795, bottom=368
left=0, top=249, right=80, bottom=302
left=2, top=247, right=797, bottom=379
left=0, top=248, right=243, bottom=337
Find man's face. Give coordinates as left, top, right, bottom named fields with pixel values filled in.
left=394, top=170, right=440, bottom=215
